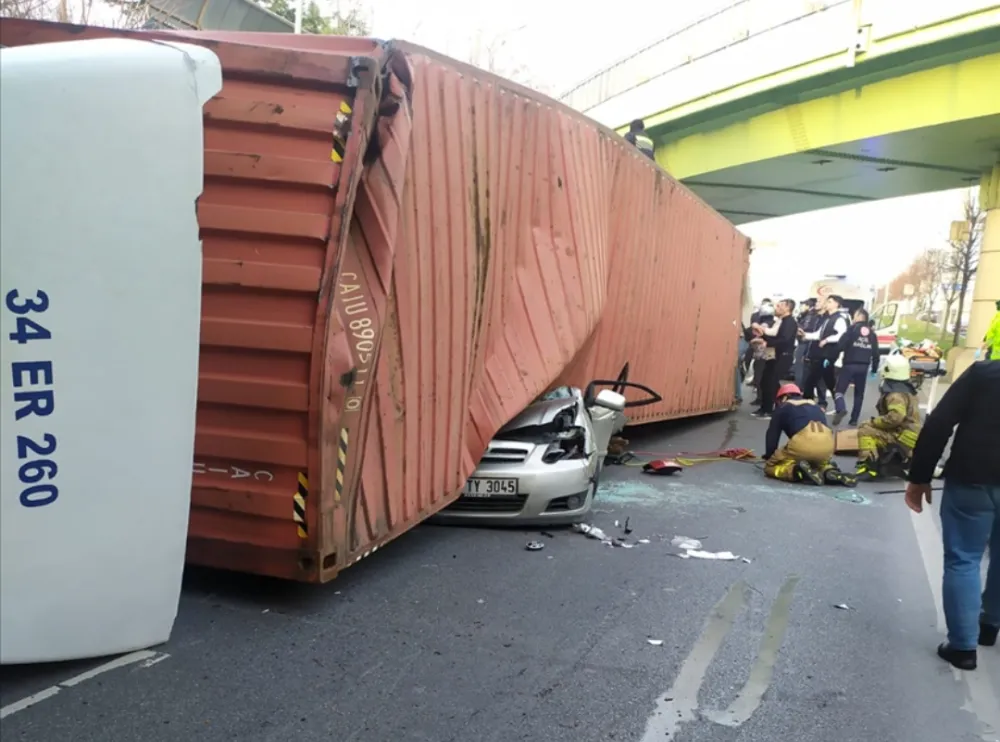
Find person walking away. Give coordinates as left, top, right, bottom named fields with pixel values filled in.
left=799, top=294, right=850, bottom=408
left=855, top=353, right=921, bottom=480
left=762, top=383, right=855, bottom=486
left=747, top=299, right=776, bottom=405
left=905, top=360, right=1000, bottom=671
left=752, top=298, right=798, bottom=419
left=624, top=119, right=655, bottom=160
left=980, top=299, right=1000, bottom=360
left=832, top=307, right=880, bottom=426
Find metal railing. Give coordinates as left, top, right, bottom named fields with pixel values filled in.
left=560, top=0, right=849, bottom=112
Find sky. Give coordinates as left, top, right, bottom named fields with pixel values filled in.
left=741, top=188, right=972, bottom=305
left=365, top=0, right=733, bottom=95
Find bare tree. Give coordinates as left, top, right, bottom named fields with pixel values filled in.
left=912, top=247, right=947, bottom=335
left=945, top=189, right=984, bottom=347
left=467, top=26, right=547, bottom=92
left=2, top=0, right=167, bottom=27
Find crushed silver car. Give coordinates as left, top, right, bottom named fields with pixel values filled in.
left=439, top=373, right=660, bottom=525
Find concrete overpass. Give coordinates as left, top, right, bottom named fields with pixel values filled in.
left=561, top=0, right=1000, bottom=374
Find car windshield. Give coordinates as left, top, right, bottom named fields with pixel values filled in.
left=537, top=386, right=574, bottom=402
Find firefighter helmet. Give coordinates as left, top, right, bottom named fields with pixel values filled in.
left=776, top=383, right=802, bottom=400
left=881, top=353, right=911, bottom=381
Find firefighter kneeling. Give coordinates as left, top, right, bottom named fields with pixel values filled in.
left=855, top=353, right=921, bottom=480
left=763, top=384, right=856, bottom=487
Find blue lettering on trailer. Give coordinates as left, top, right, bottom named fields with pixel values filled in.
left=5, top=289, right=58, bottom=508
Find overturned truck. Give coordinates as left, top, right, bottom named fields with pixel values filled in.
left=1, top=21, right=749, bottom=582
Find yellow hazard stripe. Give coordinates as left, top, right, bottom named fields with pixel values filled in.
left=335, top=428, right=349, bottom=502
left=331, top=137, right=346, bottom=163
left=293, top=472, right=308, bottom=539
left=330, top=100, right=353, bottom=162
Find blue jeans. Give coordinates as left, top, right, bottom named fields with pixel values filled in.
left=940, top=481, right=1000, bottom=650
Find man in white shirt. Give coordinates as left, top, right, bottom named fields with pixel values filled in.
left=798, top=294, right=851, bottom=410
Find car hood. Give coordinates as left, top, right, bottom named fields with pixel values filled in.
left=497, top=396, right=580, bottom=435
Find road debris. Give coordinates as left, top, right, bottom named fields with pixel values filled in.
left=573, top=523, right=611, bottom=542
left=525, top=541, right=546, bottom=551
left=624, top=516, right=633, bottom=535
left=742, top=557, right=752, bottom=564
left=671, top=536, right=703, bottom=551
left=639, top=538, right=651, bottom=544
left=834, top=603, right=851, bottom=611
left=539, top=531, right=555, bottom=539
left=646, top=639, right=664, bottom=647
left=679, top=550, right=739, bottom=561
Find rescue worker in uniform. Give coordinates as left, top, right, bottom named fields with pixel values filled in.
left=856, top=353, right=921, bottom=480
left=624, top=119, right=655, bottom=160
left=763, top=383, right=856, bottom=486
left=831, top=307, right=880, bottom=427
left=980, top=298, right=1000, bottom=360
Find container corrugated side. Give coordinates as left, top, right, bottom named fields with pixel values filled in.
left=557, top=163, right=749, bottom=423
left=0, top=21, right=425, bottom=582
left=392, top=44, right=749, bottom=424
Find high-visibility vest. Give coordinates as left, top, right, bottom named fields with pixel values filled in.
left=633, top=134, right=655, bottom=160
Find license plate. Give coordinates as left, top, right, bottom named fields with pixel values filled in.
left=463, top=478, right=518, bottom=498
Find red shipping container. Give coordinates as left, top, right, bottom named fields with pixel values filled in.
left=0, top=22, right=749, bottom=581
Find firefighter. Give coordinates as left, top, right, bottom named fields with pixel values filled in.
left=856, top=353, right=921, bottom=480
left=624, top=119, right=655, bottom=160
left=763, top=383, right=856, bottom=486
left=831, top=307, right=880, bottom=427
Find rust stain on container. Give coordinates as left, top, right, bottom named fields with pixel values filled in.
left=1, top=22, right=749, bottom=582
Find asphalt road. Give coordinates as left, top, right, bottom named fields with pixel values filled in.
left=2, top=384, right=998, bottom=741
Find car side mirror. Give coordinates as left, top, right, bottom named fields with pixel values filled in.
left=592, top=390, right=626, bottom=412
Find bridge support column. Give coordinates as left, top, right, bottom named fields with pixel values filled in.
left=950, top=161, right=1000, bottom=380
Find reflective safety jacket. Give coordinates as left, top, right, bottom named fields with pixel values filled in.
left=871, top=380, right=921, bottom=434
left=625, top=131, right=655, bottom=160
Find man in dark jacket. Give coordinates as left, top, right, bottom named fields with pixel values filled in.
left=831, top=307, right=880, bottom=427
left=624, top=119, right=655, bottom=160
left=752, top=298, right=798, bottom=418
left=762, top=383, right=854, bottom=486
left=799, top=295, right=850, bottom=407
left=906, top=361, right=1000, bottom=671
left=794, top=298, right=818, bottom=387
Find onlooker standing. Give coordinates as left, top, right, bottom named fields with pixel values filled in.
left=793, top=298, right=818, bottom=387
left=624, top=119, right=655, bottom=160
left=748, top=299, right=776, bottom=406
left=752, top=299, right=799, bottom=419
left=905, top=360, right=1000, bottom=671
left=797, top=298, right=828, bottom=400
left=799, top=294, right=850, bottom=408
left=832, top=307, right=880, bottom=427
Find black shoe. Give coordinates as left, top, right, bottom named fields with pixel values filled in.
left=795, top=461, right=824, bottom=486
left=981, top=623, right=999, bottom=647
left=938, top=643, right=976, bottom=670
left=831, top=411, right=846, bottom=427
left=750, top=397, right=761, bottom=406
left=823, top=469, right=857, bottom=487
left=848, top=419, right=859, bottom=427
left=751, top=411, right=771, bottom=420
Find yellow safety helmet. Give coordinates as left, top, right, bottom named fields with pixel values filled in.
left=881, top=353, right=911, bottom=382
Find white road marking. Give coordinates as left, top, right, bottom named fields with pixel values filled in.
left=910, top=506, right=1000, bottom=740
left=0, top=650, right=169, bottom=720
left=640, top=582, right=748, bottom=741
